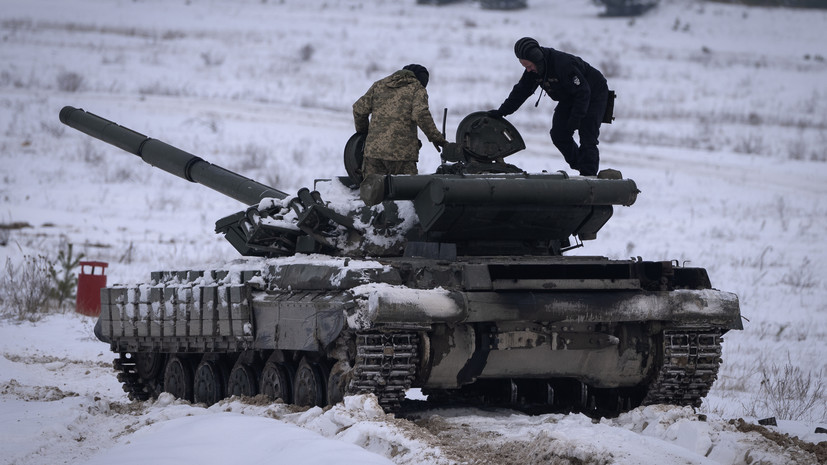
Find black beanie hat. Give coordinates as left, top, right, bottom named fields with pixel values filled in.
left=403, top=64, right=429, bottom=88
left=514, top=37, right=543, bottom=65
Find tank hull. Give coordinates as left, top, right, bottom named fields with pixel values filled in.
left=99, top=255, right=739, bottom=412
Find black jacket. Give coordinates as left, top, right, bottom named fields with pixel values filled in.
left=498, top=47, right=606, bottom=120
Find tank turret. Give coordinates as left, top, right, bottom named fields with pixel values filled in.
left=60, top=106, right=638, bottom=258
left=60, top=106, right=740, bottom=414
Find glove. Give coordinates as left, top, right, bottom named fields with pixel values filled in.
left=487, top=109, right=504, bottom=118
left=432, top=138, right=446, bottom=153
left=567, top=116, right=582, bottom=133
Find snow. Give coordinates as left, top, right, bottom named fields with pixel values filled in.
left=349, top=284, right=461, bottom=328
left=83, top=409, right=396, bottom=465
left=2, top=0, right=827, bottom=463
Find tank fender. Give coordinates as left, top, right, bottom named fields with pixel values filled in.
left=93, top=318, right=111, bottom=344
left=463, top=289, right=742, bottom=329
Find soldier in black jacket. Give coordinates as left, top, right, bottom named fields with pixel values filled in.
left=489, top=37, right=609, bottom=176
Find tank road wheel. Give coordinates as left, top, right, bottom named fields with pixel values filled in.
left=227, top=363, right=259, bottom=398
left=163, top=355, right=194, bottom=402
left=135, top=353, right=166, bottom=398
left=293, top=357, right=328, bottom=407
left=326, top=360, right=353, bottom=406
left=260, top=361, right=294, bottom=403
left=193, top=360, right=226, bottom=405
left=136, top=353, right=166, bottom=381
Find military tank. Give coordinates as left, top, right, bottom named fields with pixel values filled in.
left=59, top=106, right=741, bottom=414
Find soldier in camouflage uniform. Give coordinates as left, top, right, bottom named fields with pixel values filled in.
left=353, top=64, right=448, bottom=177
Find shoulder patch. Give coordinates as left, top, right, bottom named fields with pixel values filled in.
left=573, top=76, right=580, bottom=86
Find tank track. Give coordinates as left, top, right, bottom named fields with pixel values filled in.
left=347, top=332, right=419, bottom=411
left=112, top=329, right=721, bottom=413
left=642, top=328, right=723, bottom=408
left=113, top=353, right=154, bottom=401
left=111, top=334, right=419, bottom=410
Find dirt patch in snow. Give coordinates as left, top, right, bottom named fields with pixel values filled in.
left=731, top=418, right=827, bottom=464
left=414, top=415, right=611, bottom=465
left=2, top=353, right=111, bottom=369
left=2, top=379, right=79, bottom=401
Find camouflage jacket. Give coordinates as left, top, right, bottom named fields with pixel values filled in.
left=353, top=70, right=447, bottom=162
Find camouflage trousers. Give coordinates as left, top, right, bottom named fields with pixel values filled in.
left=361, top=157, right=418, bottom=177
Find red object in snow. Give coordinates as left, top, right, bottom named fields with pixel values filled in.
left=76, top=261, right=108, bottom=316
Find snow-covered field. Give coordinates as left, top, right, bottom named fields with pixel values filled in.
left=1, top=0, right=826, bottom=463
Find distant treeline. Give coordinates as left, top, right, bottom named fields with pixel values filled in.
left=708, top=0, right=827, bottom=8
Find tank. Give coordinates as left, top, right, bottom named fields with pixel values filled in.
left=59, top=106, right=741, bottom=414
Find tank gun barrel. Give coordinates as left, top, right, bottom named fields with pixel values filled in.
left=59, top=106, right=287, bottom=204
left=422, top=176, right=638, bottom=206
left=361, top=172, right=638, bottom=207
